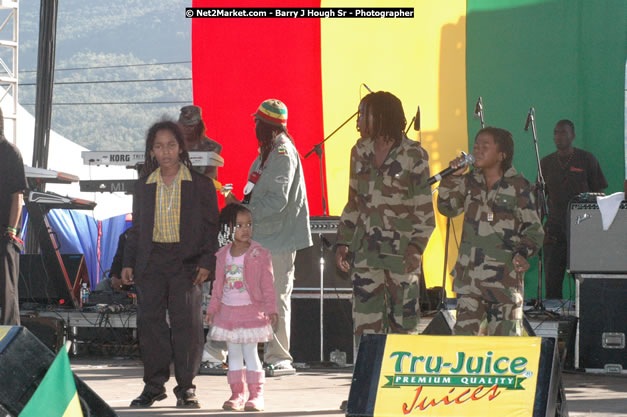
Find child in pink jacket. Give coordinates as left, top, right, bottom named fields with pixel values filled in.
left=205, top=204, right=277, bottom=412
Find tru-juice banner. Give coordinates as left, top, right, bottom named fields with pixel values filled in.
left=349, top=334, right=554, bottom=417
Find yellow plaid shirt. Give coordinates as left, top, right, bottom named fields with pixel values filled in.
left=147, top=163, right=192, bottom=242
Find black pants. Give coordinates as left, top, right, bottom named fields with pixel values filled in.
left=135, top=243, right=204, bottom=395
left=1, top=237, right=22, bottom=325
left=543, top=235, right=568, bottom=299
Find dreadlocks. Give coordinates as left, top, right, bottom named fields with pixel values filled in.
left=141, top=120, right=193, bottom=177
left=359, top=91, right=407, bottom=144
left=217, top=203, right=252, bottom=247
left=255, top=119, right=294, bottom=168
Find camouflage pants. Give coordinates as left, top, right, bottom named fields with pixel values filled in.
left=453, top=293, right=523, bottom=336
left=351, top=267, right=420, bottom=344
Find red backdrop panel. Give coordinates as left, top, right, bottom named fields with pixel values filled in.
left=191, top=0, right=326, bottom=214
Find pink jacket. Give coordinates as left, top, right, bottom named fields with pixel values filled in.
left=207, top=240, right=277, bottom=316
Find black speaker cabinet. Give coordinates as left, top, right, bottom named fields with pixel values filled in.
left=294, top=216, right=350, bottom=292
left=577, top=275, right=627, bottom=373
left=19, top=315, right=65, bottom=353
left=18, top=254, right=87, bottom=306
left=568, top=201, right=627, bottom=273
left=0, top=326, right=116, bottom=416
left=290, top=297, right=353, bottom=364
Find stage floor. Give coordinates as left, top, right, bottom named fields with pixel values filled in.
left=71, top=358, right=627, bottom=417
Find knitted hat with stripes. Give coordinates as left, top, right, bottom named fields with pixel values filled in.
left=253, top=99, right=288, bottom=127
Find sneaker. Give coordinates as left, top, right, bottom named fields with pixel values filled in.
left=271, top=360, right=294, bottom=370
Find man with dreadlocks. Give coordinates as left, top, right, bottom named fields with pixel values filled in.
left=335, top=91, right=435, bottom=344
left=225, top=99, right=311, bottom=372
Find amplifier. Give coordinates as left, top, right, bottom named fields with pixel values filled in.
left=568, top=201, right=627, bottom=273
left=294, top=216, right=351, bottom=293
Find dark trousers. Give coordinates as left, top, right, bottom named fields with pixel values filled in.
left=1, top=237, right=22, bottom=325
left=135, top=243, right=204, bottom=395
left=543, top=236, right=568, bottom=299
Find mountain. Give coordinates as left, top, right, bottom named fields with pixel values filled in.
left=17, top=0, right=192, bottom=151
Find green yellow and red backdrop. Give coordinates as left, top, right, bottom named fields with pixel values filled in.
left=192, top=0, right=626, bottom=299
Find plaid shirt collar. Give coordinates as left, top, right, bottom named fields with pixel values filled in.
left=146, top=163, right=192, bottom=185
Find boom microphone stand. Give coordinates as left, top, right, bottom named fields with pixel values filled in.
left=524, top=107, right=550, bottom=312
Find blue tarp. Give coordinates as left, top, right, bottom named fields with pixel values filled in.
left=21, top=208, right=131, bottom=288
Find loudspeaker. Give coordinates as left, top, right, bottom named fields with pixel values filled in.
left=421, top=310, right=455, bottom=335
left=290, top=297, right=353, bottom=364
left=18, top=254, right=87, bottom=306
left=421, top=310, right=537, bottom=337
left=568, top=201, right=627, bottom=273
left=19, top=315, right=65, bottom=353
left=294, top=217, right=350, bottom=292
left=347, top=334, right=561, bottom=417
left=577, top=276, right=627, bottom=372
left=0, top=326, right=116, bottom=416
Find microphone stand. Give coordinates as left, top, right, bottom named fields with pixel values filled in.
left=473, top=97, right=485, bottom=129
left=304, top=109, right=358, bottom=363
left=437, top=101, right=485, bottom=309
left=525, top=108, right=550, bottom=313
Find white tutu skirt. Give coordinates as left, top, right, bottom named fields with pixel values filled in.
left=210, top=303, right=274, bottom=344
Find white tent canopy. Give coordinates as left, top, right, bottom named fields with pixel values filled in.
left=4, top=97, right=135, bottom=220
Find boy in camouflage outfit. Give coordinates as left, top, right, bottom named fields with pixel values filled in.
left=437, top=127, right=544, bottom=336
left=336, top=92, right=435, bottom=342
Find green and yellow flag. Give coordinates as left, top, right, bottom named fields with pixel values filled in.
left=19, top=348, right=83, bottom=417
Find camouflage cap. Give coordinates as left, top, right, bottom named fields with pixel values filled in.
left=178, top=105, right=203, bottom=126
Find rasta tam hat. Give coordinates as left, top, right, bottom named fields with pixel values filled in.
left=252, top=99, right=288, bottom=127
left=178, top=105, right=203, bottom=126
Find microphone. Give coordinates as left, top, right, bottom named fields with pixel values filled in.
left=427, top=152, right=475, bottom=185
left=473, top=97, right=483, bottom=119
left=524, top=107, right=534, bottom=131
left=362, top=83, right=373, bottom=93
left=413, top=105, right=421, bottom=131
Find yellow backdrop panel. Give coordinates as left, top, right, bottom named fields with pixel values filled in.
left=320, top=0, right=468, bottom=291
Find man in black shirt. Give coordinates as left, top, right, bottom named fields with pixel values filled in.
left=540, top=120, right=608, bottom=299
left=0, top=108, right=27, bottom=325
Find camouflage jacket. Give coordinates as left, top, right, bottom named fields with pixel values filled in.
left=437, top=166, right=544, bottom=297
left=337, top=135, right=435, bottom=274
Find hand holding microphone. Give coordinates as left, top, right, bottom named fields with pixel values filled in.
left=427, top=152, right=475, bottom=185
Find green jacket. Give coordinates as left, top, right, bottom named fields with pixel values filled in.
left=437, top=166, right=545, bottom=299
left=337, top=135, right=435, bottom=274
left=246, top=133, right=312, bottom=253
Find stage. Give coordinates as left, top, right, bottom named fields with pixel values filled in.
left=69, top=358, right=627, bottom=417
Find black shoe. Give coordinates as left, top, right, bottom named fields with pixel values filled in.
left=129, top=390, right=167, bottom=408
left=176, top=388, right=200, bottom=408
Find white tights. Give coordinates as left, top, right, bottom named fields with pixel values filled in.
left=227, top=342, right=262, bottom=371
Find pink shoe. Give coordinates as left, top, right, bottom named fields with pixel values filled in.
left=223, top=370, right=246, bottom=411
left=244, top=370, right=265, bottom=411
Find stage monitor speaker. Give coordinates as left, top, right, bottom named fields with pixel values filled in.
left=290, top=298, right=353, bottom=364
left=18, top=254, right=87, bottom=306
left=568, top=200, right=627, bottom=273
left=19, top=315, right=65, bottom=353
left=0, top=326, right=116, bottom=417
left=347, top=334, right=561, bottom=417
left=294, top=216, right=350, bottom=292
left=421, top=310, right=455, bottom=335
left=421, top=310, right=538, bottom=337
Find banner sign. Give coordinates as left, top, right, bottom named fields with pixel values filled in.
left=348, top=334, right=557, bottom=417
